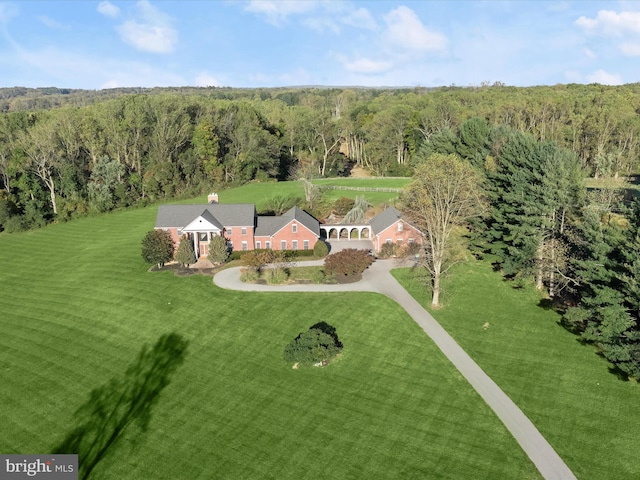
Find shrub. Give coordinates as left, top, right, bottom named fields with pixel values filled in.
left=313, top=240, right=329, bottom=257
left=208, top=235, right=229, bottom=264
left=324, top=249, right=373, bottom=278
left=175, top=235, right=196, bottom=267
left=332, top=196, right=355, bottom=216
left=142, top=230, right=174, bottom=268
left=398, top=241, right=422, bottom=258
left=239, top=268, right=260, bottom=283
left=379, top=241, right=398, bottom=258
left=265, top=267, right=288, bottom=284
left=241, top=250, right=274, bottom=271
left=284, top=323, right=342, bottom=366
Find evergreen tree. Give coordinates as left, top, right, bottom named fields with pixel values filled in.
left=141, top=230, right=174, bottom=268
left=563, top=208, right=640, bottom=378
left=175, top=235, right=196, bottom=267
left=485, top=130, right=584, bottom=295
left=207, top=235, right=229, bottom=264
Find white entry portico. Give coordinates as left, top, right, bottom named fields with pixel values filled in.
left=182, top=213, right=223, bottom=258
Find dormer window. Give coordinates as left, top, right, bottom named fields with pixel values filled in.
left=292, top=223, right=297, bottom=233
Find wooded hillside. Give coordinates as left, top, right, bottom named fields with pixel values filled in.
left=1, top=83, right=639, bottom=232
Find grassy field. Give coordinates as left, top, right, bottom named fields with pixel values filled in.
left=393, top=262, right=640, bottom=480
left=0, top=182, right=539, bottom=479
left=204, top=177, right=409, bottom=210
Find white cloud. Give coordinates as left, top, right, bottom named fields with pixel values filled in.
left=116, top=0, right=177, bottom=53
left=97, top=1, right=120, bottom=19
left=244, top=0, right=317, bottom=26
left=583, top=47, right=596, bottom=59
left=576, top=10, right=640, bottom=36
left=341, top=56, right=392, bottom=74
left=383, top=6, right=447, bottom=54
left=339, top=7, right=377, bottom=30
left=246, top=1, right=375, bottom=32
left=586, top=69, right=622, bottom=85
left=38, top=15, right=68, bottom=29
left=620, top=42, right=640, bottom=56
left=195, top=72, right=221, bottom=87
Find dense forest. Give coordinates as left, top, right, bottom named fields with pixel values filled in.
left=1, top=83, right=640, bottom=378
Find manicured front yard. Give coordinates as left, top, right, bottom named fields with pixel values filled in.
left=0, top=204, right=539, bottom=479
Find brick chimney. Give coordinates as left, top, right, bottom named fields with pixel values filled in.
left=208, top=193, right=219, bottom=204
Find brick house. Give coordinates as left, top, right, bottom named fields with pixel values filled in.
left=154, top=194, right=321, bottom=258
left=369, top=206, right=422, bottom=253
left=155, top=194, right=422, bottom=258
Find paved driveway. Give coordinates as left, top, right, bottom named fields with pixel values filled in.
left=213, top=259, right=577, bottom=480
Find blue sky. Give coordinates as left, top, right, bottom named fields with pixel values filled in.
left=0, top=1, right=639, bottom=89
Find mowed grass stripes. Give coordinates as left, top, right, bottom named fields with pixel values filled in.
left=1, top=193, right=538, bottom=479
left=394, top=262, right=640, bottom=480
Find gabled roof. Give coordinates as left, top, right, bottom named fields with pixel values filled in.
left=254, top=206, right=320, bottom=237
left=155, top=204, right=256, bottom=229
left=369, top=206, right=406, bottom=234
left=282, top=206, right=321, bottom=236
left=183, top=210, right=224, bottom=232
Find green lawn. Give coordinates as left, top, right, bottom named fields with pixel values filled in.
left=393, top=261, right=640, bottom=480
left=196, top=178, right=408, bottom=211
left=0, top=202, right=539, bottom=478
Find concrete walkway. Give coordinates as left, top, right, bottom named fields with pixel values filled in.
left=213, top=259, right=577, bottom=480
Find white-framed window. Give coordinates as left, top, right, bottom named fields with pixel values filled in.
left=303, top=240, right=309, bottom=250
left=242, top=241, right=248, bottom=251
left=281, top=240, right=287, bottom=250
left=241, top=227, right=247, bottom=235
left=398, top=222, right=404, bottom=232
left=408, top=238, right=415, bottom=244
left=177, top=228, right=183, bottom=237
left=227, top=227, right=232, bottom=235
left=265, top=241, right=271, bottom=250
left=292, top=223, right=297, bottom=233
left=386, top=239, right=392, bottom=244
left=292, top=240, right=298, bottom=250
left=256, top=241, right=261, bottom=249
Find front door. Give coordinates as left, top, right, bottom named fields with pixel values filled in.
left=198, top=232, right=209, bottom=258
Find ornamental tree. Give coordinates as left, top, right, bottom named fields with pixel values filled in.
left=284, top=322, right=342, bottom=367
left=141, top=229, right=174, bottom=268
left=207, top=235, right=229, bottom=264
left=324, top=248, right=373, bottom=280
left=175, top=235, right=196, bottom=267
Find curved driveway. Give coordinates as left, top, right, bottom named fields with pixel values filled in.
left=214, top=259, right=577, bottom=480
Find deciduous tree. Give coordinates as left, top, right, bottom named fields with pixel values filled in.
left=141, top=230, right=174, bottom=268
left=402, top=153, right=486, bottom=306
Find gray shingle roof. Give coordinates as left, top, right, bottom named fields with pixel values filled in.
left=254, top=216, right=287, bottom=236
left=254, top=206, right=320, bottom=237
left=155, top=204, right=256, bottom=229
left=369, top=206, right=404, bottom=234
left=282, top=206, right=320, bottom=235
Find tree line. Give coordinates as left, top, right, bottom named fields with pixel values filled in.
left=1, top=83, right=640, bottom=231
left=402, top=118, right=640, bottom=380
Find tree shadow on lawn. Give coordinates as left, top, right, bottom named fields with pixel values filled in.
left=53, top=333, right=189, bottom=480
